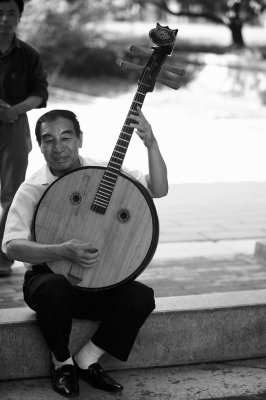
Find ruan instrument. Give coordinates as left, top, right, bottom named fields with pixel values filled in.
left=34, top=23, right=184, bottom=291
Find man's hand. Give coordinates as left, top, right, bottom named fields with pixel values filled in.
left=129, top=106, right=157, bottom=149
left=0, top=100, right=18, bottom=123
left=61, top=239, right=99, bottom=268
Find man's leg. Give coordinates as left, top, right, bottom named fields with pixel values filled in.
left=89, top=281, right=155, bottom=361
left=23, top=266, right=79, bottom=397
left=73, top=281, right=155, bottom=391
left=23, top=266, right=75, bottom=361
left=0, top=123, right=28, bottom=275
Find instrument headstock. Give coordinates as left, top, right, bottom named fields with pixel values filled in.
left=117, top=23, right=184, bottom=93
left=149, top=23, right=178, bottom=54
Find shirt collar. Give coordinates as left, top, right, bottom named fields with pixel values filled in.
left=0, top=35, right=20, bottom=58
left=12, top=35, right=20, bottom=49
left=42, top=156, right=85, bottom=186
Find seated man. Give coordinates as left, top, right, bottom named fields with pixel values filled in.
left=2, top=108, right=168, bottom=398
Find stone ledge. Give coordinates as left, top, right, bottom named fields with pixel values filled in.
left=2, top=290, right=266, bottom=380
left=255, top=241, right=266, bottom=264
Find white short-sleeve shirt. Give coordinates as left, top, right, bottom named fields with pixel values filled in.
left=2, top=156, right=149, bottom=269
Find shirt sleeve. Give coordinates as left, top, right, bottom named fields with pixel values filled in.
left=27, top=49, right=48, bottom=108
left=83, top=157, right=150, bottom=190
left=1, top=182, right=40, bottom=254
left=121, top=166, right=150, bottom=190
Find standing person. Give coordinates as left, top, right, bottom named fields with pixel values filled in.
left=2, top=108, right=168, bottom=397
left=0, top=0, right=48, bottom=276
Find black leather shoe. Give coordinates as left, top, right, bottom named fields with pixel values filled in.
left=51, top=364, right=79, bottom=398
left=74, top=361, right=123, bottom=392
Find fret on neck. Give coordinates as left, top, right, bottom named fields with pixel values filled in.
left=91, top=82, right=147, bottom=214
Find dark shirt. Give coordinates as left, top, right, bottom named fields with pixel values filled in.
left=0, top=36, right=48, bottom=153
left=0, top=36, right=48, bottom=106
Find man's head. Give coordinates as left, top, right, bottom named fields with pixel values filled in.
left=0, top=0, right=24, bottom=14
left=0, top=0, right=24, bottom=37
left=35, top=110, right=83, bottom=177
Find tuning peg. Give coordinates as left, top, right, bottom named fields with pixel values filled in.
left=130, top=44, right=184, bottom=76
left=129, top=45, right=152, bottom=57
left=156, top=77, right=180, bottom=90
left=163, top=64, right=185, bottom=76
left=116, top=59, right=143, bottom=71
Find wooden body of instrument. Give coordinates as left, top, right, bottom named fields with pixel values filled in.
left=34, top=167, right=159, bottom=290
left=34, top=24, right=182, bottom=290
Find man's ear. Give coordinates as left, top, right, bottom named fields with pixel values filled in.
left=79, top=131, right=83, bottom=148
left=39, top=142, right=44, bottom=154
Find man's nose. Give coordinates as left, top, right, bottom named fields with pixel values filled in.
left=0, top=14, right=8, bottom=23
left=53, top=141, right=64, bottom=153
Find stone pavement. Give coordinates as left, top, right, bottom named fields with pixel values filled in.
left=1, top=181, right=266, bottom=308
left=1, top=358, right=266, bottom=399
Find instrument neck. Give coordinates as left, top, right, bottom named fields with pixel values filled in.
left=107, top=84, right=147, bottom=174
left=91, top=84, right=147, bottom=214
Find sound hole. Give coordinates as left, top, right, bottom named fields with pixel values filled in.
left=117, top=209, right=130, bottom=223
left=70, top=192, right=82, bottom=205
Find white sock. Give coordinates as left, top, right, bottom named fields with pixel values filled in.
left=52, top=353, right=74, bottom=370
left=74, top=340, right=105, bottom=370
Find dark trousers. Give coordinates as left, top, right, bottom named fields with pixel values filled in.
left=0, top=118, right=30, bottom=248
left=23, top=265, right=155, bottom=362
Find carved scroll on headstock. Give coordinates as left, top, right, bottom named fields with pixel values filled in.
left=149, top=23, right=178, bottom=54
left=117, top=22, right=185, bottom=91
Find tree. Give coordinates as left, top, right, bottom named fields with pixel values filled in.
left=142, top=0, right=266, bottom=48
left=20, top=0, right=124, bottom=81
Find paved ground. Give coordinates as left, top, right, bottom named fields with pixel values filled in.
left=2, top=358, right=266, bottom=399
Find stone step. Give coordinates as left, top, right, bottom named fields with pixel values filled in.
left=255, top=241, right=266, bottom=264
left=2, top=360, right=266, bottom=400
left=1, top=290, right=266, bottom=381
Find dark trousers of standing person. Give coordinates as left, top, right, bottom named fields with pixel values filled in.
left=23, top=265, right=155, bottom=362
left=0, top=117, right=30, bottom=263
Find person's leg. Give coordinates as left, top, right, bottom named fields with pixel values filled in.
left=23, top=266, right=79, bottom=397
left=88, top=281, right=155, bottom=361
left=73, top=281, right=155, bottom=392
left=0, top=122, right=28, bottom=275
left=23, top=266, right=75, bottom=362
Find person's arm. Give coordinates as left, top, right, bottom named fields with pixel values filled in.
left=129, top=106, right=168, bottom=198
left=6, top=238, right=99, bottom=269
left=0, top=96, right=43, bottom=123
left=0, top=46, right=48, bottom=123
left=3, top=183, right=99, bottom=269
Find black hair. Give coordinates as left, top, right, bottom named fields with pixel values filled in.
left=0, top=0, right=24, bottom=15
left=35, top=109, right=82, bottom=145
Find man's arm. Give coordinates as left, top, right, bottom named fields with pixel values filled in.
left=6, top=238, right=99, bottom=269
left=146, top=140, right=168, bottom=198
left=129, top=107, right=168, bottom=198
left=0, top=96, right=43, bottom=123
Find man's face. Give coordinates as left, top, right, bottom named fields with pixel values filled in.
left=0, top=1, right=20, bottom=38
left=39, top=117, right=83, bottom=177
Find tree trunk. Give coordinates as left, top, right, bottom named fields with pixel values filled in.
left=229, top=21, right=245, bottom=48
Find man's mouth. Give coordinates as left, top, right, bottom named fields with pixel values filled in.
left=54, top=158, right=68, bottom=163
left=52, top=155, right=68, bottom=161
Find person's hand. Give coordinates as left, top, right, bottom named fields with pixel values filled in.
left=129, top=106, right=157, bottom=149
left=61, top=239, right=99, bottom=268
left=0, top=101, right=18, bottom=123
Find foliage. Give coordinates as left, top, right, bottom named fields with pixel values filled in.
left=143, top=0, right=266, bottom=47
left=20, top=0, right=126, bottom=82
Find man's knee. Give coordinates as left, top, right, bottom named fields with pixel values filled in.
left=38, top=274, right=74, bottom=307
left=131, top=282, right=155, bottom=315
